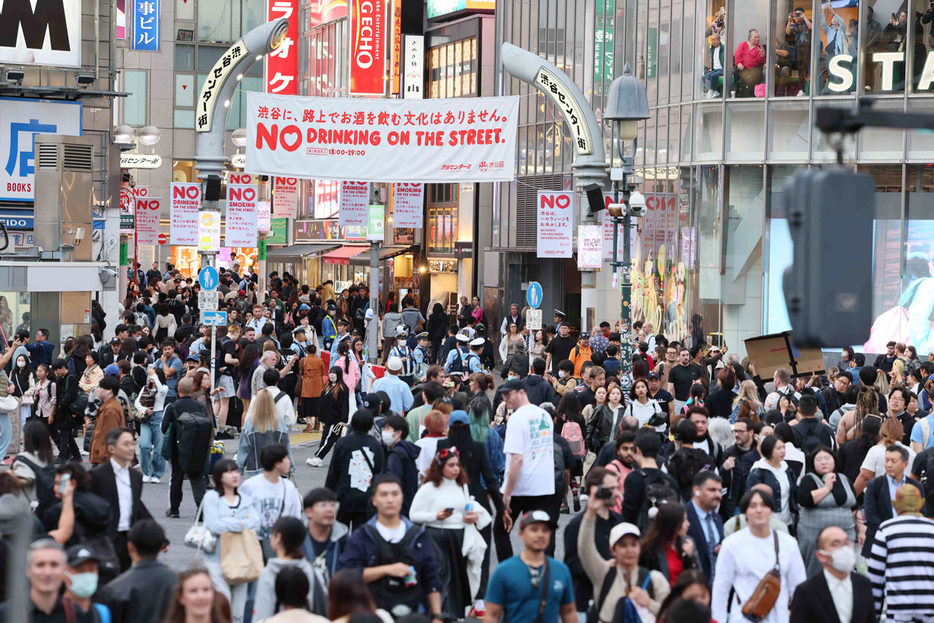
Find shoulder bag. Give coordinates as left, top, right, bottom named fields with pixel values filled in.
left=741, top=531, right=782, bottom=622
left=184, top=496, right=216, bottom=554
left=220, top=529, right=264, bottom=585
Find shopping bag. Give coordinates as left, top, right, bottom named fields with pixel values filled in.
left=220, top=529, right=263, bottom=585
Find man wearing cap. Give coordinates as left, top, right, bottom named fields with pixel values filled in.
left=372, top=357, right=414, bottom=415
left=100, top=337, right=122, bottom=368
left=389, top=327, right=417, bottom=385
left=578, top=489, right=670, bottom=622
left=569, top=333, right=593, bottom=379
left=444, top=333, right=472, bottom=375
left=867, top=484, right=934, bottom=622
left=413, top=332, right=431, bottom=381
left=322, top=302, right=338, bottom=350
left=62, top=544, right=110, bottom=622
left=545, top=322, right=577, bottom=377
left=484, top=510, right=577, bottom=623
left=495, top=378, right=557, bottom=562
left=554, top=309, right=567, bottom=327
left=330, top=319, right=351, bottom=361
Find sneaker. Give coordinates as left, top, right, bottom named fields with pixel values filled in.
left=572, top=489, right=581, bottom=513
left=165, top=509, right=179, bottom=519
left=560, top=503, right=570, bottom=515
left=216, top=430, right=233, bottom=440
left=705, top=89, right=716, bottom=99
left=307, top=457, right=323, bottom=467
left=150, top=477, right=161, bottom=484
left=142, top=475, right=151, bottom=483
left=468, top=605, right=486, bottom=618
left=580, top=493, right=589, bottom=504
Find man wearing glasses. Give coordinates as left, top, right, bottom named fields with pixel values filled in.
left=301, top=487, right=349, bottom=588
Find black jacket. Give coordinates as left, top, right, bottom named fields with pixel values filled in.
left=90, top=461, right=152, bottom=538
left=793, top=417, right=836, bottom=454
left=319, top=386, right=350, bottom=426
left=55, top=372, right=80, bottom=422
left=325, top=432, right=385, bottom=513
left=437, top=438, right=505, bottom=517
left=720, top=443, right=752, bottom=520
left=863, top=475, right=923, bottom=557
left=501, top=353, right=529, bottom=378
left=426, top=307, right=448, bottom=342
left=790, top=570, right=877, bottom=623
left=524, top=374, right=559, bottom=407
left=685, top=500, right=724, bottom=580
left=705, top=387, right=735, bottom=419
left=386, top=440, right=421, bottom=518
left=98, top=559, right=178, bottom=623
left=161, top=397, right=212, bottom=473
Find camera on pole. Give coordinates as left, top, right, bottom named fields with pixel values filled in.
left=781, top=168, right=873, bottom=347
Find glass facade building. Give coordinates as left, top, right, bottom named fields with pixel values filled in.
left=495, top=0, right=934, bottom=356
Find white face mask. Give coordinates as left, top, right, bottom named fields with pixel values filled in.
left=329, top=374, right=337, bottom=382
left=819, top=545, right=856, bottom=573
left=16, top=360, right=25, bottom=368
left=558, top=371, right=567, bottom=379
left=381, top=430, right=397, bottom=446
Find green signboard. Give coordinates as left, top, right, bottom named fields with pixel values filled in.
left=594, top=0, right=615, bottom=84
left=367, top=205, right=385, bottom=242
left=647, top=29, right=657, bottom=80
left=119, top=242, right=128, bottom=267
left=267, top=218, right=288, bottom=245
left=120, top=214, right=135, bottom=230
left=258, top=239, right=267, bottom=261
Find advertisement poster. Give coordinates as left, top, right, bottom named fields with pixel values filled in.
left=393, top=183, right=423, bottom=228
left=0, top=98, right=82, bottom=201
left=340, top=181, right=369, bottom=228
left=273, top=176, right=299, bottom=217
left=246, top=92, right=519, bottom=182
left=120, top=186, right=136, bottom=232
left=226, top=184, right=258, bottom=247
left=135, top=197, right=162, bottom=245
left=169, top=182, right=200, bottom=245
left=349, top=0, right=386, bottom=96
left=0, top=0, right=82, bottom=66
left=641, top=193, right=678, bottom=259
left=578, top=225, right=602, bottom=269
left=315, top=180, right=339, bottom=218
left=537, top=191, right=573, bottom=258
left=266, top=0, right=298, bottom=94
left=257, top=200, right=271, bottom=232
left=198, top=210, right=220, bottom=251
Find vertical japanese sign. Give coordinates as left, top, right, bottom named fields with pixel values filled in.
left=132, top=0, right=161, bottom=51
left=578, top=225, right=603, bottom=269
left=273, top=176, right=299, bottom=217
left=120, top=186, right=136, bottom=232
left=196, top=41, right=247, bottom=132
left=226, top=184, right=258, bottom=247
left=135, top=198, right=162, bottom=245
left=258, top=200, right=271, bottom=232
left=602, top=211, right=625, bottom=260
left=340, top=181, right=370, bottom=227
left=170, top=182, right=200, bottom=245
left=266, top=0, right=298, bottom=94
left=402, top=35, right=424, bottom=99
left=349, top=0, right=386, bottom=96
left=390, top=1, right=402, bottom=94
left=593, top=0, right=615, bottom=85
left=537, top=191, right=573, bottom=258
left=392, top=183, right=423, bottom=228
left=368, top=204, right=385, bottom=241
left=199, top=211, right=221, bottom=251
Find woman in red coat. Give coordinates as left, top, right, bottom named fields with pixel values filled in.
left=734, top=28, right=765, bottom=97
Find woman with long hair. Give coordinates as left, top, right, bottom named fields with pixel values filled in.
left=874, top=368, right=890, bottom=397
left=555, top=393, right=589, bottom=512
left=531, top=330, right=550, bottom=360
left=498, top=322, right=523, bottom=362
left=731, top=380, right=763, bottom=422
left=837, top=414, right=881, bottom=487
left=253, top=517, right=328, bottom=621
left=796, top=446, right=858, bottom=576
left=264, top=566, right=329, bottom=623
left=335, top=341, right=360, bottom=404
left=426, top=302, right=449, bottom=364
left=307, top=366, right=349, bottom=467
left=9, top=352, right=35, bottom=453
left=202, top=459, right=259, bottom=623
left=625, top=379, right=665, bottom=432
left=587, top=386, right=626, bottom=450
left=237, top=388, right=292, bottom=478
left=192, top=370, right=222, bottom=420
left=237, top=341, right=260, bottom=415
left=327, top=569, right=392, bottom=623
left=13, top=419, right=54, bottom=503
left=853, top=416, right=914, bottom=495
left=836, top=385, right=880, bottom=446
left=33, top=363, right=55, bottom=429
left=470, top=296, right=485, bottom=326
left=409, top=447, right=491, bottom=620
left=163, top=568, right=232, bottom=623
left=639, top=502, right=698, bottom=585
left=153, top=304, right=178, bottom=344
left=656, top=570, right=711, bottom=621
left=135, top=367, right=168, bottom=483
left=466, top=373, right=494, bottom=443
left=299, top=344, right=325, bottom=434
left=415, top=409, right=449, bottom=477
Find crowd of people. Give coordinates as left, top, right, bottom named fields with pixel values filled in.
left=6, top=262, right=934, bottom=623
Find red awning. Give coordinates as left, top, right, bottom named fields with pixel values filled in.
left=322, top=245, right=368, bottom=266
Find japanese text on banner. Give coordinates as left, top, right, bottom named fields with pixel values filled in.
left=393, top=183, right=423, bottom=228
left=226, top=184, right=258, bottom=247
left=135, top=198, right=162, bottom=245
left=340, top=181, right=369, bottom=228
left=246, top=93, right=519, bottom=182
left=170, top=183, right=200, bottom=245
left=537, top=191, right=573, bottom=258
left=273, top=176, right=299, bottom=218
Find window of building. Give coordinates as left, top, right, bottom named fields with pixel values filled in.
left=427, top=184, right=458, bottom=255
left=863, top=0, right=908, bottom=93
left=124, top=70, right=147, bottom=126
left=301, top=19, right=348, bottom=96
left=197, top=0, right=262, bottom=42
left=429, top=39, right=477, bottom=99
left=729, top=0, right=769, bottom=98
left=697, top=0, right=725, bottom=99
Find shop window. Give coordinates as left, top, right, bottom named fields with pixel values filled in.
left=863, top=0, right=908, bottom=93
left=728, top=0, right=769, bottom=98
left=429, top=39, right=477, bottom=100
left=814, top=2, right=859, bottom=95
left=725, top=101, right=765, bottom=160
left=0, top=293, right=29, bottom=339
left=772, top=0, right=814, bottom=97
left=427, top=184, right=458, bottom=255
left=694, top=102, right=723, bottom=160
left=696, top=0, right=726, bottom=99
left=767, top=101, right=809, bottom=160
left=176, top=44, right=195, bottom=71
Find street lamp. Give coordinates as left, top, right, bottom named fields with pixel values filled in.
left=603, top=62, right=649, bottom=376
left=231, top=128, right=248, bottom=148
left=138, top=125, right=162, bottom=146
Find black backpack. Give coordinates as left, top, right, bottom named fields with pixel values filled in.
left=13, top=455, right=56, bottom=511
left=637, top=469, right=679, bottom=532
left=589, top=566, right=654, bottom=623
left=448, top=349, right=468, bottom=374
left=667, top=448, right=714, bottom=499
left=175, top=405, right=213, bottom=476
left=553, top=439, right=568, bottom=496
left=364, top=524, right=425, bottom=618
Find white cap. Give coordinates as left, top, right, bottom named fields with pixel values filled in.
left=386, top=357, right=403, bottom=372
left=470, top=338, right=485, bottom=347
left=609, top=522, right=640, bottom=547
left=365, top=309, right=375, bottom=321
left=455, top=334, right=470, bottom=343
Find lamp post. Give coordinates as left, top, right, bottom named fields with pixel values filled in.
left=603, top=63, right=649, bottom=379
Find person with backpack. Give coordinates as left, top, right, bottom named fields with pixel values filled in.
left=253, top=517, right=329, bottom=622
left=625, top=379, right=666, bottom=435
left=161, top=377, right=213, bottom=518
left=665, top=420, right=716, bottom=502
left=555, top=394, right=588, bottom=513
left=621, top=428, right=680, bottom=531
left=443, top=334, right=472, bottom=375
left=578, top=498, right=671, bottom=622
left=544, top=402, right=577, bottom=517
left=237, top=385, right=293, bottom=478
left=324, top=409, right=385, bottom=531
left=381, top=415, right=422, bottom=517
left=791, top=394, right=835, bottom=455
left=746, top=435, right=799, bottom=531
left=13, top=418, right=54, bottom=504
left=339, top=474, right=444, bottom=621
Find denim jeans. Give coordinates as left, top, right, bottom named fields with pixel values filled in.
left=138, top=410, right=165, bottom=478
left=0, top=413, right=11, bottom=459
left=703, top=68, right=723, bottom=92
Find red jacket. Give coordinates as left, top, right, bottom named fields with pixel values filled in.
left=734, top=42, right=765, bottom=68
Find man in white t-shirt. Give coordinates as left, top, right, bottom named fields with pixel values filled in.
left=238, top=443, right=303, bottom=542
left=495, top=378, right=557, bottom=561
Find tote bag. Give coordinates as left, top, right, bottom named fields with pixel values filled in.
left=220, top=529, right=263, bottom=585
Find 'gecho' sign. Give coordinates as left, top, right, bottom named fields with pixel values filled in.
left=246, top=92, right=518, bottom=183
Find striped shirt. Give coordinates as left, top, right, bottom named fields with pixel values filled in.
left=867, top=515, right=934, bottom=620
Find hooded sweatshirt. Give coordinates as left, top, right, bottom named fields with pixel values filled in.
left=386, top=440, right=422, bottom=517
left=382, top=312, right=404, bottom=340
left=253, top=558, right=328, bottom=622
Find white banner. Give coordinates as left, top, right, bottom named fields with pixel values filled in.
left=246, top=92, right=519, bottom=182
left=602, top=211, right=626, bottom=260
left=578, top=225, right=602, bottom=269
left=273, top=176, right=299, bottom=218
left=257, top=200, right=271, bottom=232
left=340, top=181, right=369, bottom=228
left=393, top=183, right=423, bottom=228
left=199, top=211, right=220, bottom=251
left=135, top=197, right=162, bottom=245
left=226, top=184, right=257, bottom=247
left=170, top=182, right=200, bottom=245
left=537, top=191, right=573, bottom=258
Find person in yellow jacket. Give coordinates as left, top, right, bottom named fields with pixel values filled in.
left=569, top=333, right=593, bottom=378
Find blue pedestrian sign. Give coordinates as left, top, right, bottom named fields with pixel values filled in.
left=199, top=266, right=219, bottom=290
left=527, top=282, right=543, bottom=309
left=203, top=311, right=227, bottom=326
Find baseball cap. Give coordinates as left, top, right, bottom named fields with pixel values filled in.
left=609, top=522, right=641, bottom=546
left=387, top=357, right=403, bottom=372
left=449, top=410, right=469, bottom=426
left=647, top=372, right=660, bottom=380
left=238, top=290, right=246, bottom=297
left=361, top=393, right=381, bottom=411
left=519, top=510, right=552, bottom=530
left=579, top=332, right=590, bottom=340
left=66, top=544, right=100, bottom=567
left=500, top=378, right=526, bottom=393
left=299, top=304, right=310, bottom=311
left=365, top=309, right=375, bottom=321
left=110, top=337, right=122, bottom=345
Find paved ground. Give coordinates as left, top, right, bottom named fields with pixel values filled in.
left=87, top=429, right=580, bottom=572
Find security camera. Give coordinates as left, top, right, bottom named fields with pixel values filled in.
left=629, top=191, right=647, bottom=217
